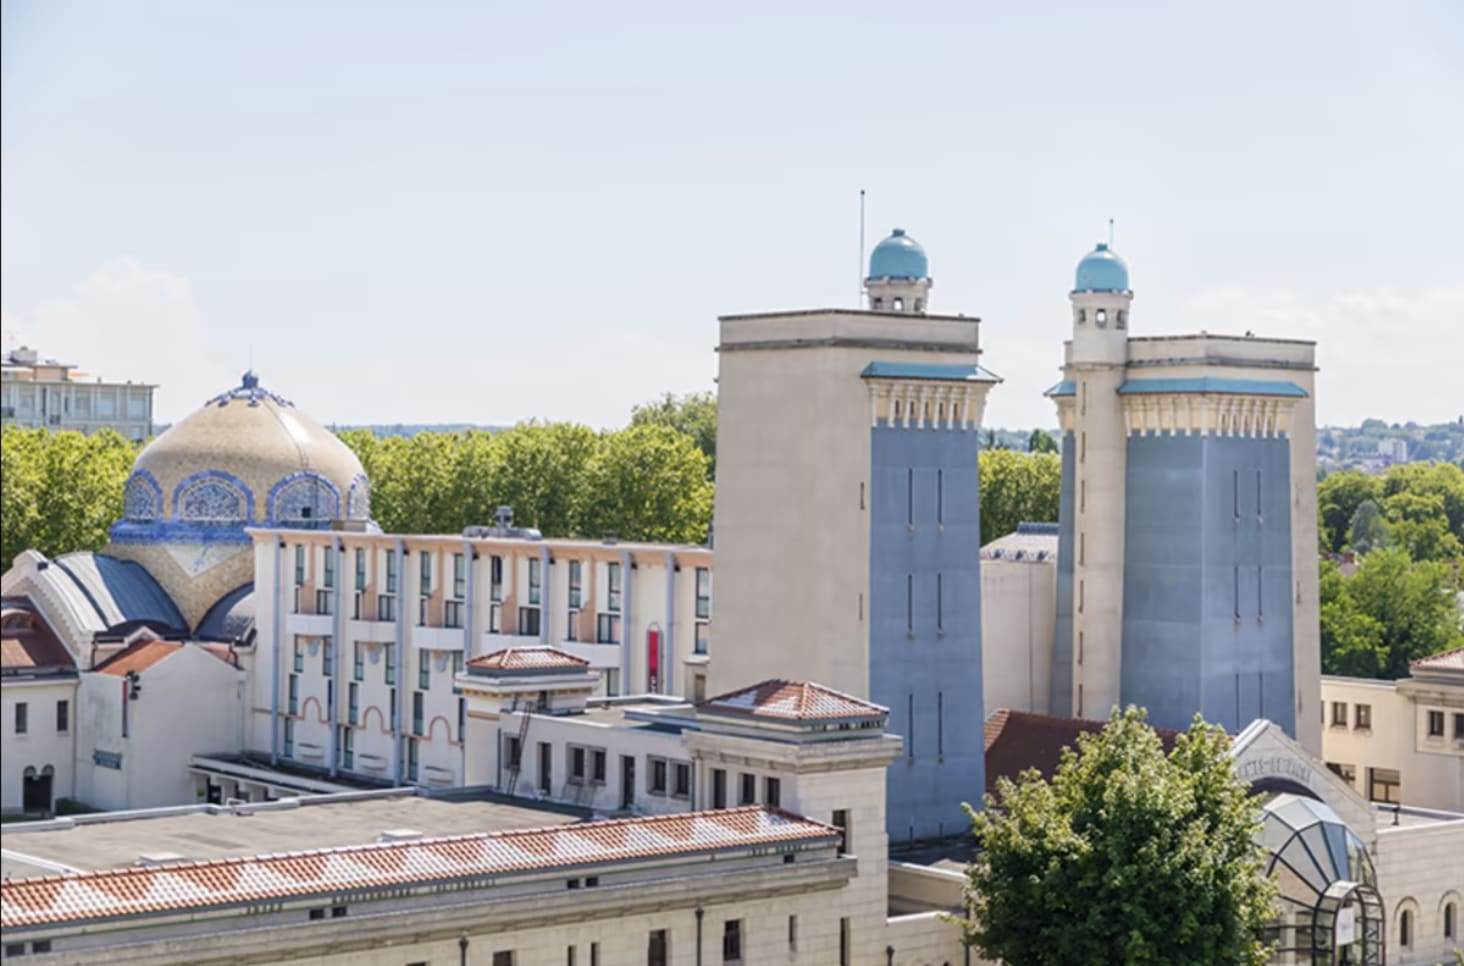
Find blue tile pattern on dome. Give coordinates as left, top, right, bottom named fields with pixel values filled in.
left=123, top=470, right=164, bottom=521
left=207, top=370, right=293, bottom=409
left=1073, top=243, right=1130, bottom=293
left=348, top=473, right=372, bottom=520
left=172, top=469, right=254, bottom=524
left=267, top=471, right=341, bottom=528
left=867, top=228, right=929, bottom=280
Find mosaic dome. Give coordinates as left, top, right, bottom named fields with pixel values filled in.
left=111, top=372, right=370, bottom=542
left=867, top=228, right=929, bottom=281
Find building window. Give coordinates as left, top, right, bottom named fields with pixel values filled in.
left=1399, top=908, right=1412, bottom=949
left=453, top=553, right=466, bottom=600
left=739, top=772, right=755, bottom=806
left=647, top=929, right=668, bottom=966
left=1427, top=709, right=1445, bottom=737
left=288, top=675, right=299, bottom=715
left=15, top=701, right=28, bottom=734
left=1455, top=712, right=1464, bottom=740
left=695, top=621, right=710, bottom=655
left=283, top=718, right=294, bottom=757
left=385, top=550, right=397, bottom=594
left=293, top=637, right=304, bottom=673
left=518, top=606, right=541, bottom=637
left=567, top=610, right=580, bottom=641
left=596, top=613, right=620, bottom=644
left=412, top=690, right=424, bottom=736
left=315, top=587, right=332, bottom=615
left=406, top=736, right=418, bottom=781
left=695, top=567, right=711, bottom=620
left=648, top=756, right=668, bottom=795
left=385, top=645, right=396, bottom=685
left=444, top=600, right=463, bottom=629
left=492, top=952, right=515, bottom=966
left=1367, top=767, right=1401, bottom=804
left=787, top=914, right=797, bottom=952
left=490, top=555, right=504, bottom=601
left=353, top=642, right=364, bottom=681
left=673, top=762, right=691, bottom=799
left=722, top=919, right=743, bottom=964
left=570, top=745, right=587, bottom=782
left=592, top=749, right=607, bottom=783
left=323, top=547, right=335, bottom=589
left=1325, top=762, right=1356, bottom=787
left=457, top=697, right=465, bottom=741
left=341, top=726, right=354, bottom=770
left=419, top=650, right=430, bottom=691
left=1354, top=703, right=1371, bottom=730
left=348, top=682, right=359, bottom=725
left=528, top=557, right=542, bottom=605
left=1444, top=901, right=1456, bottom=940
left=568, top=560, right=583, bottom=608
left=607, top=562, right=622, bottom=613
left=832, top=809, right=849, bottom=854
left=355, top=548, right=366, bottom=591
left=56, top=700, right=69, bottom=734
left=713, top=768, right=727, bottom=808
left=764, top=776, right=781, bottom=807
left=322, top=640, right=334, bottom=677
left=1330, top=702, right=1348, bottom=727
left=295, top=544, right=306, bottom=586
left=420, top=552, right=432, bottom=598
left=839, top=917, right=851, bottom=966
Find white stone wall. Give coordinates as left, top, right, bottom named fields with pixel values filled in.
left=980, top=557, right=1057, bottom=715
left=1321, top=675, right=1464, bottom=812
left=0, top=677, right=78, bottom=813
left=1374, top=817, right=1464, bottom=966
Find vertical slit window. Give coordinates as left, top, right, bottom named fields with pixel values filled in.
left=1255, top=469, right=1263, bottom=521
left=936, top=470, right=943, bottom=524
left=1079, top=532, right=1085, bottom=565
left=1080, top=480, right=1086, bottom=513
left=1233, top=469, right=1239, bottom=519
left=1080, top=432, right=1086, bottom=463
left=1078, top=580, right=1084, bottom=614
left=1234, top=566, right=1241, bottom=620
left=907, top=694, right=914, bottom=759
left=1077, top=684, right=1083, bottom=717
left=936, top=574, right=943, bottom=632
left=1257, top=566, right=1263, bottom=618
left=906, top=575, right=913, bottom=633
left=907, top=468, right=914, bottom=525
left=937, top=692, right=944, bottom=757
left=1078, top=631, right=1084, bottom=665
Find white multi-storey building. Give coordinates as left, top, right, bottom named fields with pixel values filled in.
left=0, top=346, right=155, bottom=442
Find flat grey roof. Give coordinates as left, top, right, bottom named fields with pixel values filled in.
left=0, top=794, right=578, bottom=879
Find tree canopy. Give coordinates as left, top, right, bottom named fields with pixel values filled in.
left=1320, top=547, right=1464, bottom=679
left=1318, top=462, right=1464, bottom=560
left=958, top=708, right=1277, bottom=966
left=1, top=426, right=137, bottom=567
left=629, top=391, right=717, bottom=478
left=978, top=449, right=1061, bottom=544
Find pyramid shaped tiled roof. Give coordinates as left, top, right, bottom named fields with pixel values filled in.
left=698, top=680, right=886, bottom=721
left=466, top=646, right=589, bottom=672
left=1412, top=646, right=1464, bottom=671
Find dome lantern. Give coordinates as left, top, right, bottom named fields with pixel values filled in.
left=865, top=228, right=932, bottom=315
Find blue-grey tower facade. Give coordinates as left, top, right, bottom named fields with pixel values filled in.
left=1047, top=244, right=1321, bottom=749
left=712, top=229, right=1000, bottom=839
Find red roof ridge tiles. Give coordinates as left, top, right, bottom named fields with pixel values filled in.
left=466, top=645, right=590, bottom=672
left=0, top=807, right=837, bottom=929
left=697, top=680, right=887, bottom=721
left=93, top=639, right=184, bottom=676
left=1412, top=645, right=1464, bottom=671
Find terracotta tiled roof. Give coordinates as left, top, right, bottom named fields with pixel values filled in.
left=0, top=599, right=75, bottom=672
left=466, top=645, right=589, bottom=672
left=698, top=680, right=886, bottom=721
left=93, top=639, right=184, bottom=676
left=1412, top=646, right=1464, bottom=671
left=983, top=709, right=1182, bottom=797
left=0, top=806, right=835, bottom=929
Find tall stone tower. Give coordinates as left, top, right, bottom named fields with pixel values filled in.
left=711, top=228, right=999, bottom=839
left=1048, top=243, right=1321, bottom=753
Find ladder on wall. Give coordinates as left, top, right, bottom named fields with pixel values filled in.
left=504, top=697, right=533, bottom=796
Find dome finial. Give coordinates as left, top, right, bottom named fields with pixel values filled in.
left=241, top=370, right=259, bottom=390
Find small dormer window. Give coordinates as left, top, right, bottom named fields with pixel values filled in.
left=1095, top=308, right=1107, bottom=327
left=1077, top=309, right=1086, bottom=324
left=892, top=297, right=904, bottom=311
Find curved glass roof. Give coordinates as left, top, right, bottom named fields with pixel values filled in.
left=1260, top=793, right=1375, bottom=906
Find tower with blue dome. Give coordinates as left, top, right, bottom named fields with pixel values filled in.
left=1047, top=239, right=1321, bottom=754
left=865, top=228, right=932, bottom=314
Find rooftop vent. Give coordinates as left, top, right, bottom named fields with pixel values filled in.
left=379, top=828, right=423, bottom=843
left=495, top=506, right=514, bottom=529
left=136, top=851, right=187, bottom=867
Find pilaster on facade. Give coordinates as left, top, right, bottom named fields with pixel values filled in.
left=861, top=363, right=1000, bottom=432
left=1120, top=393, right=1300, bottom=438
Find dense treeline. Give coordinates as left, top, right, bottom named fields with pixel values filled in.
left=1, top=426, right=137, bottom=566
left=1317, top=462, right=1464, bottom=679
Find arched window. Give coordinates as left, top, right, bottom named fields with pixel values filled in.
left=123, top=472, right=162, bottom=521
left=1445, top=901, right=1456, bottom=939
left=269, top=473, right=340, bottom=527
left=175, top=475, right=248, bottom=524
left=1399, top=908, right=1413, bottom=948
left=347, top=474, right=371, bottom=520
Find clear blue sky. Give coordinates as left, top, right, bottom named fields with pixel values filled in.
left=3, top=0, right=1461, bottom=429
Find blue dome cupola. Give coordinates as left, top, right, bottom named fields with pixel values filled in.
left=1073, top=242, right=1130, bottom=293
left=865, top=228, right=933, bottom=315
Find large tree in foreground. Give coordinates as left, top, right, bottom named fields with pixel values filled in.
left=957, top=708, right=1277, bottom=966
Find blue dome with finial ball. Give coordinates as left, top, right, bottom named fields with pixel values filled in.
left=1074, top=242, right=1130, bottom=293
left=868, top=228, right=928, bottom=281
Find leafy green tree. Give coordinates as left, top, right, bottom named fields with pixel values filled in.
left=580, top=424, right=713, bottom=544
left=1027, top=428, right=1059, bottom=454
left=480, top=423, right=599, bottom=536
left=1346, top=499, right=1390, bottom=554
left=957, top=708, right=1277, bottom=966
left=1317, top=470, right=1381, bottom=553
left=1384, top=489, right=1464, bottom=562
left=1320, top=549, right=1464, bottom=679
left=630, top=391, right=717, bottom=477
left=0, top=426, right=136, bottom=565
left=978, top=449, right=1061, bottom=544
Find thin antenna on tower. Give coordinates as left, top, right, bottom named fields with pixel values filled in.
left=858, top=189, right=867, bottom=304
left=1108, top=218, right=1115, bottom=247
